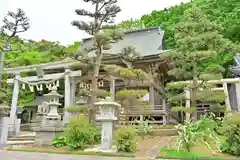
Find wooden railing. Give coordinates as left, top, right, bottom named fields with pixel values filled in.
left=119, top=105, right=167, bottom=116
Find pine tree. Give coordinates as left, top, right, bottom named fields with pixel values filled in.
left=71, top=0, right=122, bottom=123
left=0, top=8, right=30, bottom=105
left=164, top=7, right=238, bottom=121
left=1, top=8, right=30, bottom=39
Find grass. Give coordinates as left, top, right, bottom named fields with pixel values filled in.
left=6, top=147, right=135, bottom=158
left=157, top=148, right=238, bottom=160
left=156, top=136, right=238, bottom=160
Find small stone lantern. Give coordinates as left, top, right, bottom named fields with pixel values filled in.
left=76, top=96, right=87, bottom=105
left=42, top=86, right=63, bottom=128
left=94, top=97, right=121, bottom=151
left=75, top=96, right=87, bottom=114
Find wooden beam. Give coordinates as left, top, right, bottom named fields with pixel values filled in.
left=4, top=53, right=169, bottom=74
left=7, top=70, right=81, bottom=84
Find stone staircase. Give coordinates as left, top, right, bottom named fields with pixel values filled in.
left=7, top=131, right=36, bottom=145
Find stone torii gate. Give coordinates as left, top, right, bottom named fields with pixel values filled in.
left=4, top=58, right=117, bottom=129
left=4, top=59, right=82, bottom=128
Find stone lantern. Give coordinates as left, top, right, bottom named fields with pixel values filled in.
left=76, top=96, right=87, bottom=106
left=94, top=97, right=121, bottom=151
left=42, top=86, right=63, bottom=128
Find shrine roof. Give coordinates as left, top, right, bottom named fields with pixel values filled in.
left=81, top=26, right=164, bottom=57
left=229, top=56, right=240, bottom=77
left=4, top=27, right=167, bottom=74
left=23, top=96, right=50, bottom=107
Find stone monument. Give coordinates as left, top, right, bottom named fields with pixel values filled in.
left=85, top=97, right=120, bottom=152
left=31, top=102, right=48, bottom=128
left=32, top=86, right=64, bottom=144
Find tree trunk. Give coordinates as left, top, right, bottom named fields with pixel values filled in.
left=88, top=1, right=101, bottom=124
left=191, top=62, right=198, bottom=121
left=89, top=75, right=98, bottom=123
left=89, top=53, right=102, bottom=124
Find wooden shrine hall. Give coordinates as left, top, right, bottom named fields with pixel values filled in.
left=4, top=27, right=172, bottom=125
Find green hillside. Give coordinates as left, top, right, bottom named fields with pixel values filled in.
left=140, top=0, right=240, bottom=49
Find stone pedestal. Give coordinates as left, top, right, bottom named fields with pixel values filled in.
left=33, top=87, right=63, bottom=137
left=101, top=121, right=113, bottom=150
left=31, top=113, right=45, bottom=128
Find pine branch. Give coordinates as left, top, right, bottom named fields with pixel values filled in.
left=72, top=21, right=96, bottom=35
left=1, top=8, right=30, bottom=39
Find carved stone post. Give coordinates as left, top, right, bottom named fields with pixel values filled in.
left=9, top=72, right=20, bottom=132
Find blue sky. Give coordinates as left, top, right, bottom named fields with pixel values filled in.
left=0, top=0, right=189, bottom=45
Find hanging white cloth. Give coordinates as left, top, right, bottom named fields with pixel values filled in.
left=21, top=83, right=25, bottom=90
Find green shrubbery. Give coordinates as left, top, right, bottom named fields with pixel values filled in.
left=52, top=136, right=67, bottom=147
left=115, top=126, right=137, bottom=153
left=220, top=113, right=240, bottom=156
left=51, top=114, right=100, bottom=150
left=172, top=114, right=220, bottom=153
left=221, top=124, right=240, bottom=156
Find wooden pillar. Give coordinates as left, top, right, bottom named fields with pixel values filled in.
left=162, top=99, right=167, bottom=124
left=185, top=87, right=191, bottom=121
left=9, top=72, right=20, bottom=127
left=223, top=82, right=231, bottom=111
left=63, top=68, right=71, bottom=124
left=149, top=85, right=155, bottom=106
left=110, top=76, right=115, bottom=101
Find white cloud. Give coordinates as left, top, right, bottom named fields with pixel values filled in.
left=0, top=0, right=189, bottom=45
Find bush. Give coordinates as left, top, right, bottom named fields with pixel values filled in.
left=133, top=118, right=154, bottom=139
left=115, top=126, right=137, bottom=153
left=221, top=124, right=240, bottom=156
left=64, top=114, right=100, bottom=150
left=52, top=136, right=67, bottom=148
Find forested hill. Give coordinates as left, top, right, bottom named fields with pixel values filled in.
left=3, top=38, right=80, bottom=68
left=3, top=0, right=240, bottom=68
left=139, top=0, right=240, bottom=49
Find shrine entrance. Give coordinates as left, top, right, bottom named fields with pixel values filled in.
left=4, top=59, right=82, bottom=134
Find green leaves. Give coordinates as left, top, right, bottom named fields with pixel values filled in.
left=64, top=114, right=100, bottom=150
left=115, top=126, right=137, bottom=153
left=174, top=115, right=220, bottom=153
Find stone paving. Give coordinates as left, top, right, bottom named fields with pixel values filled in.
left=0, top=151, right=130, bottom=160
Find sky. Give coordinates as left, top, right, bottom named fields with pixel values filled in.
left=0, top=0, right=189, bottom=45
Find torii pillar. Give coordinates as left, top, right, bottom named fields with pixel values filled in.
left=9, top=72, right=20, bottom=132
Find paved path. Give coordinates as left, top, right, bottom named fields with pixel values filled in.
left=0, top=151, right=129, bottom=160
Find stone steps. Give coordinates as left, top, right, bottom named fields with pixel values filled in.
left=8, top=137, right=36, bottom=141
left=7, top=131, right=36, bottom=146
left=7, top=140, right=35, bottom=145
